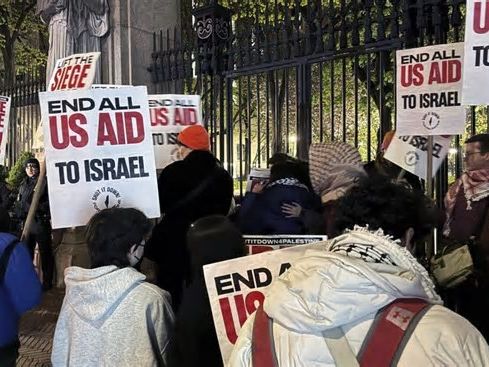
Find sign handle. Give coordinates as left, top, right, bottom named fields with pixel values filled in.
left=21, top=160, right=47, bottom=242
left=425, top=136, right=434, bottom=259
left=396, top=169, right=406, bottom=183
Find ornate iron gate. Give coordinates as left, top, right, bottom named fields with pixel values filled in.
left=149, top=0, right=488, bottom=199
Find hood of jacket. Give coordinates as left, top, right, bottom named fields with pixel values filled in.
left=264, top=226, right=442, bottom=334
left=63, top=266, right=145, bottom=324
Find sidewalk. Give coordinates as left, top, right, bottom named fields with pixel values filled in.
left=17, top=288, right=64, bottom=367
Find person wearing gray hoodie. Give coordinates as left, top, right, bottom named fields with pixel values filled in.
left=51, top=208, right=175, bottom=367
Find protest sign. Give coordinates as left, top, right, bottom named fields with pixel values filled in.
left=396, top=43, right=465, bottom=135
left=463, top=0, right=489, bottom=104
left=384, top=134, right=451, bottom=179
left=204, top=241, right=326, bottom=364
left=48, top=52, right=100, bottom=91
left=148, top=95, right=202, bottom=169
left=0, top=96, right=11, bottom=163
left=244, top=235, right=327, bottom=254
left=245, top=168, right=270, bottom=192
left=39, top=86, right=160, bottom=228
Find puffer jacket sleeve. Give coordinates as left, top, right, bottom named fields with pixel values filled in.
left=228, top=312, right=255, bottom=367
left=401, top=305, right=489, bottom=366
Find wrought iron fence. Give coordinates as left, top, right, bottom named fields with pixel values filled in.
left=149, top=0, right=489, bottom=201
left=0, top=68, right=46, bottom=167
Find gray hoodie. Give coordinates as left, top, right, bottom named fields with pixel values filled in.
left=52, top=266, right=174, bottom=367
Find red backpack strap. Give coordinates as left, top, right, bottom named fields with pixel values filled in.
left=358, top=298, right=432, bottom=367
left=252, top=305, right=278, bottom=367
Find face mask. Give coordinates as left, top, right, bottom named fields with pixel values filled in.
left=128, top=240, right=145, bottom=267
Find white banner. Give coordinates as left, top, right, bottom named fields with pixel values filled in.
left=149, top=95, right=202, bottom=169
left=48, top=52, right=100, bottom=92
left=244, top=235, right=327, bottom=254
left=463, top=0, right=489, bottom=104
left=204, top=242, right=325, bottom=364
left=384, top=134, right=451, bottom=179
left=396, top=43, right=465, bottom=135
left=39, top=87, right=160, bottom=228
left=0, top=96, right=11, bottom=163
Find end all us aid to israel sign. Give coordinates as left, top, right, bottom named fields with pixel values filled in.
left=149, top=95, right=202, bottom=169
left=463, top=0, right=489, bottom=104
left=396, top=43, right=465, bottom=136
left=39, top=87, right=160, bottom=229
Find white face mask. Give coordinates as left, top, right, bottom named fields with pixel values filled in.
left=128, top=240, right=145, bottom=267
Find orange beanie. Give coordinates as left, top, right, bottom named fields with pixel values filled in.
left=177, top=125, right=210, bottom=151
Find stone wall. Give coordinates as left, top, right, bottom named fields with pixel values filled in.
left=101, top=0, right=181, bottom=91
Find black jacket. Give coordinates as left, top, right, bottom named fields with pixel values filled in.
left=146, top=150, right=233, bottom=310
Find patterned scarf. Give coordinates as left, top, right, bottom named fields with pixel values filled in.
left=444, top=169, right=489, bottom=235
left=329, top=242, right=397, bottom=265
left=266, top=178, right=309, bottom=191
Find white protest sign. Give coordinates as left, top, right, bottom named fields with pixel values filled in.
left=244, top=235, right=327, bottom=254
left=384, top=134, right=451, bottom=179
left=48, top=52, right=100, bottom=91
left=149, top=95, right=202, bottom=169
left=245, top=168, right=270, bottom=192
left=39, top=86, right=160, bottom=228
left=204, top=241, right=326, bottom=364
left=396, top=43, right=465, bottom=135
left=463, top=0, right=489, bottom=104
left=0, top=96, right=11, bottom=163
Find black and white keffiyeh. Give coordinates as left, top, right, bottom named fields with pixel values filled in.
left=267, top=178, right=309, bottom=191
left=329, top=242, right=396, bottom=265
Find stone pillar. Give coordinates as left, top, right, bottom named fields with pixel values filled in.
left=101, top=0, right=181, bottom=92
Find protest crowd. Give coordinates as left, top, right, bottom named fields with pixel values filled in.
left=0, top=116, right=488, bottom=366
left=1, top=4, right=489, bottom=366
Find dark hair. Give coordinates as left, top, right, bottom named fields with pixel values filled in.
left=187, top=215, right=245, bottom=269
left=25, top=158, right=40, bottom=169
left=85, top=208, right=152, bottom=268
left=333, top=177, right=437, bottom=242
left=270, top=161, right=303, bottom=182
left=465, top=133, right=489, bottom=154
left=268, top=153, right=296, bottom=166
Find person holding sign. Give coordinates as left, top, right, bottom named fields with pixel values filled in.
left=172, top=215, right=245, bottom=367
left=230, top=178, right=489, bottom=366
left=443, top=133, right=489, bottom=339
left=13, top=158, right=53, bottom=290
left=146, top=125, right=234, bottom=311
left=51, top=208, right=175, bottom=367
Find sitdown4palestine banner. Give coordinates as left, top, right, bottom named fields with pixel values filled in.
left=204, top=242, right=326, bottom=364
left=39, top=86, right=160, bottom=228
left=396, top=43, right=465, bottom=136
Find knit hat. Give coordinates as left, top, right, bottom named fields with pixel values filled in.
left=309, top=142, right=366, bottom=202
left=177, top=125, right=210, bottom=151
left=25, top=157, right=40, bottom=169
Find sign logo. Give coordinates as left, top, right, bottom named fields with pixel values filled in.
left=404, top=151, right=419, bottom=166
left=91, top=186, right=122, bottom=211
left=422, top=112, right=441, bottom=130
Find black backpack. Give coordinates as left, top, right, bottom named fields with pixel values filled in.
left=0, top=240, right=19, bottom=284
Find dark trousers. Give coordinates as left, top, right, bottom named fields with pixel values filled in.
left=0, top=339, right=20, bottom=367
left=26, top=220, right=53, bottom=288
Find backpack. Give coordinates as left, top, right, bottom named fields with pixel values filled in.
left=0, top=239, right=19, bottom=284
left=252, top=298, right=432, bottom=367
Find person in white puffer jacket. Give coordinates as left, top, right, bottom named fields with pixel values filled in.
left=229, top=178, right=489, bottom=367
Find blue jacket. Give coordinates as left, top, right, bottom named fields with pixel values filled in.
left=0, top=233, right=42, bottom=346
left=238, top=179, right=318, bottom=235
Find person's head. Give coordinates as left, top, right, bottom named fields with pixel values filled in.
left=270, top=160, right=303, bottom=183
left=187, top=215, right=245, bottom=270
left=268, top=153, right=296, bottom=166
left=464, top=133, right=489, bottom=171
left=333, top=177, right=437, bottom=250
left=309, top=142, right=365, bottom=202
left=177, top=125, right=210, bottom=159
left=25, top=158, right=40, bottom=178
left=85, top=207, right=152, bottom=268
